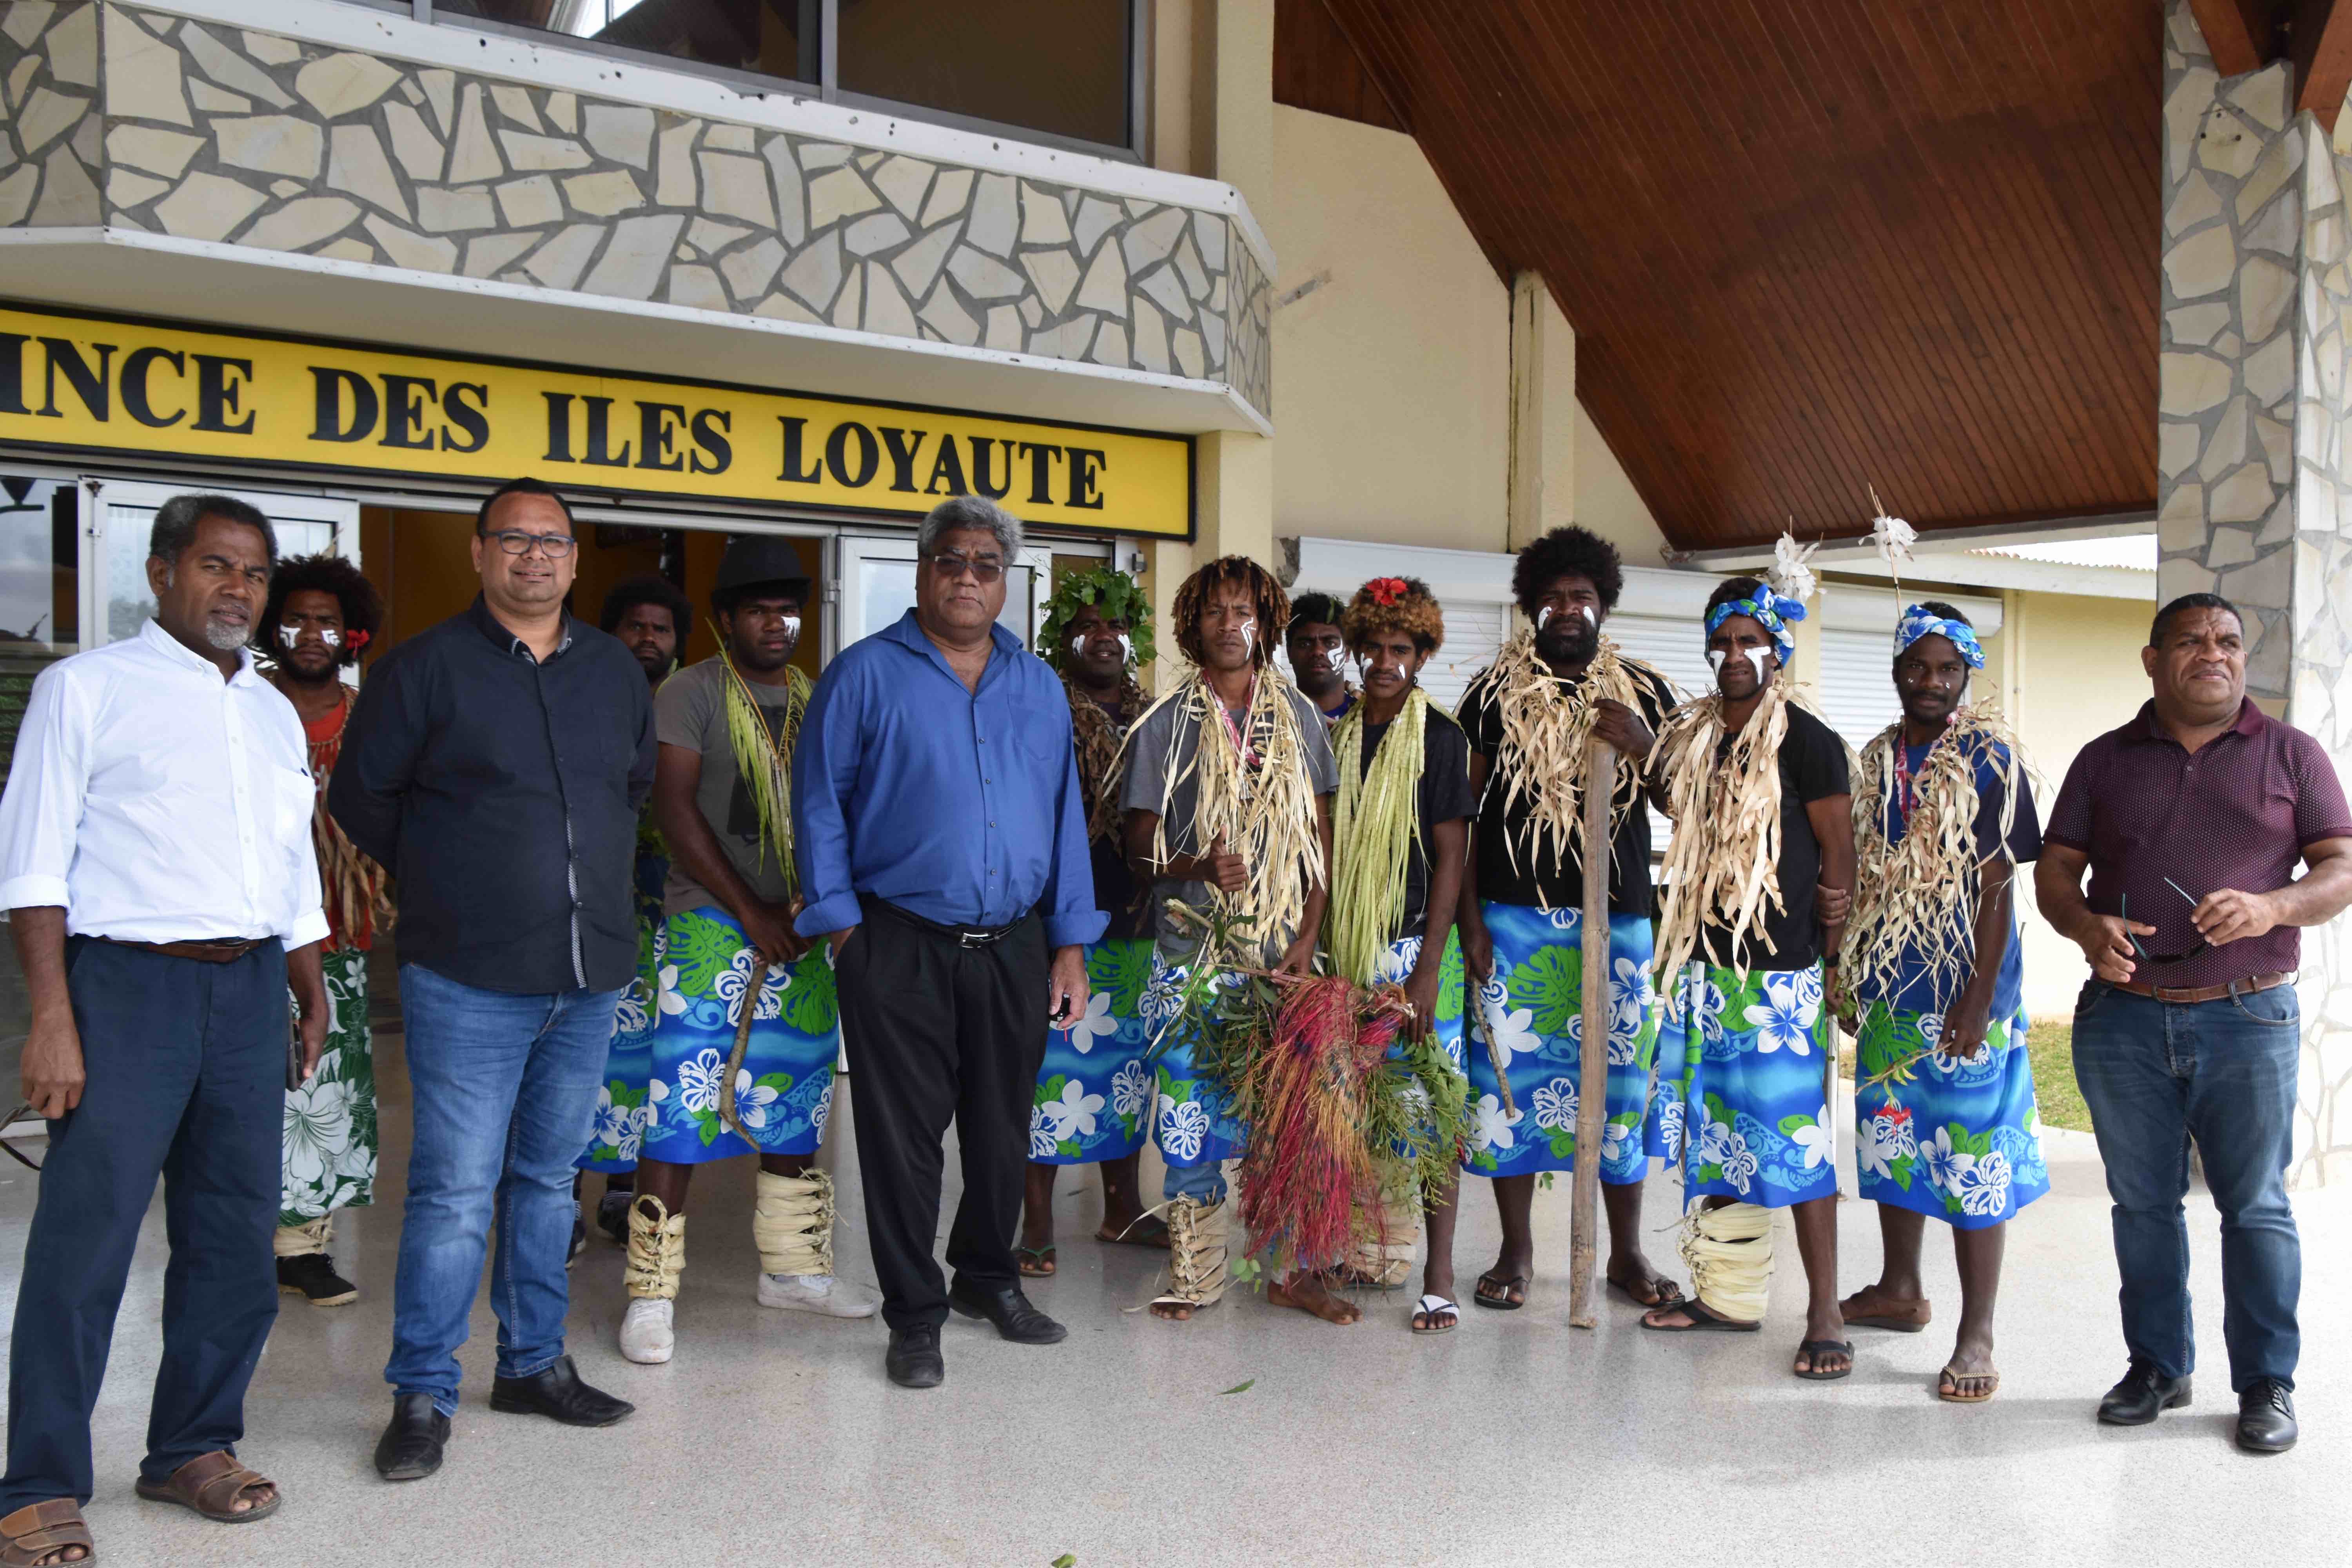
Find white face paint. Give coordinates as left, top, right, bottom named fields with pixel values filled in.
left=1581, top=604, right=1597, bottom=626
left=1744, top=646, right=1772, bottom=681
left=780, top=615, right=802, bottom=644
left=1535, top=605, right=1554, bottom=631
left=280, top=624, right=339, bottom=650
left=1069, top=633, right=1090, bottom=656
left=1117, top=632, right=1133, bottom=664
left=1239, top=618, right=1256, bottom=652
left=1706, top=648, right=1727, bottom=673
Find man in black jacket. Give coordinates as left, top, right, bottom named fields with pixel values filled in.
left=330, top=479, right=655, bottom=1483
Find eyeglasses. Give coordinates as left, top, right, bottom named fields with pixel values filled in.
left=924, top=550, right=1004, bottom=583
left=486, top=529, right=577, bottom=559
left=2122, top=888, right=2210, bottom=968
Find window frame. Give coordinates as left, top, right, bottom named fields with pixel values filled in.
left=385, top=0, right=1150, bottom=165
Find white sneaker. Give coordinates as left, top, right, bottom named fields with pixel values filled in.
left=758, top=1272, right=882, bottom=1318
left=619, top=1297, right=674, bottom=1363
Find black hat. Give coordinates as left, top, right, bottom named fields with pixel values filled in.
left=711, top=535, right=812, bottom=612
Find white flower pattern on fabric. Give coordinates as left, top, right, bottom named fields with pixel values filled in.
left=1042, top=1078, right=1107, bottom=1141
left=674, top=1048, right=726, bottom=1115
left=1721, top=1132, right=1759, bottom=1195
left=810, top=1082, right=833, bottom=1145
left=656, top=964, right=688, bottom=1017
left=1920, top=1125, right=1968, bottom=1193
left=1480, top=1004, right=1542, bottom=1068
left=1470, top=1093, right=1521, bottom=1152
left=1110, top=1060, right=1151, bottom=1118
left=283, top=1078, right=353, bottom=1187
left=1955, top=1149, right=2012, bottom=1217
left=1744, top=970, right=1818, bottom=1056
left=1696, top=979, right=1730, bottom=1045
left=1376, top=936, right=1423, bottom=984
left=611, top=984, right=649, bottom=1039
left=1531, top=1078, right=1578, bottom=1132
left=1608, top=956, right=1648, bottom=1059
left=1158, top=1096, right=1209, bottom=1163
left=1696, top=1115, right=1735, bottom=1169
left=1654, top=1098, right=1686, bottom=1160
left=1028, top=1105, right=1059, bottom=1160
left=729, top=1068, right=780, bottom=1130
left=1063, top=990, right=1120, bottom=1054
left=1600, top=1119, right=1632, bottom=1165
left=1790, top=1113, right=1835, bottom=1171
left=713, top=948, right=789, bottom=1025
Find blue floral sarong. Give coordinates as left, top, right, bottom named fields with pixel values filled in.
left=1854, top=1004, right=2048, bottom=1227
left=1143, top=949, right=1247, bottom=1172
left=578, top=846, right=665, bottom=1174
left=1030, top=937, right=1156, bottom=1164
left=1653, top=961, right=1838, bottom=1208
left=627, top=907, right=840, bottom=1165
left=1462, top=901, right=1661, bottom=1183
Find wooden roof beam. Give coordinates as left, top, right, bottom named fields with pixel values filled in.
left=2189, top=0, right=2277, bottom=75
left=2291, top=0, right=2352, bottom=131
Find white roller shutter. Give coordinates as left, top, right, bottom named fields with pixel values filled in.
left=1815, top=628, right=1904, bottom=753
left=1422, top=600, right=1507, bottom=711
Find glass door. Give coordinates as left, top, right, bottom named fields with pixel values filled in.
left=832, top=532, right=1051, bottom=659
left=81, top=479, right=360, bottom=651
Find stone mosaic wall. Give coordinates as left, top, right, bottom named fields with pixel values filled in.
left=0, top=2, right=102, bottom=227
left=0, top=3, right=1271, bottom=419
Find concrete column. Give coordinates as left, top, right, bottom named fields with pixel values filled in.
left=2159, top=0, right=2352, bottom=1184
left=1507, top=272, right=1578, bottom=553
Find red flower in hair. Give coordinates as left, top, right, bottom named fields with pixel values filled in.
left=1365, top=577, right=1408, bottom=607
left=347, top=630, right=371, bottom=650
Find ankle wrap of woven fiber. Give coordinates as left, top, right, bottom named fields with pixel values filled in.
left=1158, top=1196, right=1229, bottom=1307
left=274, top=1214, right=332, bottom=1259
left=1348, top=1163, right=1420, bottom=1288
left=1679, top=1201, right=1772, bottom=1322
left=625, top=1194, right=687, bottom=1300
left=753, top=1169, right=835, bottom=1276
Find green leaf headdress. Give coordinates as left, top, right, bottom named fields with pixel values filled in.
left=1038, top=566, right=1156, bottom=672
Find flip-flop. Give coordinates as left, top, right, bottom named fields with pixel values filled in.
left=1794, top=1338, right=1855, bottom=1380
left=1608, top=1275, right=1686, bottom=1309
left=1640, top=1298, right=1760, bottom=1333
left=1472, top=1271, right=1528, bottom=1311
left=1016, top=1245, right=1056, bottom=1278
left=1938, top=1366, right=2000, bottom=1403
left=1410, top=1294, right=1460, bottom=1334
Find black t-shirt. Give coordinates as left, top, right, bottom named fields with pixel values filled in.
left=1457, top=657, right=1677, bottom=915
left=1351, top=706, right=1477, bottom=942
left=1697, top=702, right=1851, bottom=970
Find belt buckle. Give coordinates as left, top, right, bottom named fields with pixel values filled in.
left=959, top=928, right=989, bottom=949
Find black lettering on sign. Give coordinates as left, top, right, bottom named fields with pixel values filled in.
left=878, top=426, right=927, bottom=493
left=442, top=383, right=489, bottom=452
left=1065, top=447, right=1106, bottom=510
left=380, top=374, right=439, bottom=450
left=968, top=437, right=1014, bottom=499
left=689, top=408, right=730, bottom=474
left=635, top=402, right=686, bottom=472
left=777, top=416, right=824, bottom=483
left=924, top=436, right=967, bottom=496
left=825, top=421, right=878, bottom=488
left=543, top=392, right=575, bottom=461
left=582, top=396, right=631, bottom=467
left=121, top=347, right=185, bottom=428
left=310, top=367, right=377, bottom=442
left=0, top=334, right=27, bottom=416
left=37, top=339, right=114, bottom=421
left=193, top=356, right=254, bottom=434
left=1017, top=441, right=1062, bottom=505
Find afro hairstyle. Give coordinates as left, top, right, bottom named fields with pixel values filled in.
left=1512, top=525, right=1624, bottom=617
left=600, top=573, right=692, bottom=639
left=1286, top=592, right=1346, bottom=633
left=258, top=552, right=383, bottom=666
left=1339, top=576, right=1445, bottom=656
left=1173, top=555, right=1290, bottom=669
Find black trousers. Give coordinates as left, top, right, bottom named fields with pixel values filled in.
left=835, top=898, right=1047, bottom=1332
left=1, top=938, right=285, bottom=1512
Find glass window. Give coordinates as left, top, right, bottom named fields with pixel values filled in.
left=0, top=475, right=78, bottom=788
left=441, top=0, right=820, bottom=87
left=835, top=0, right=1131, bottom=148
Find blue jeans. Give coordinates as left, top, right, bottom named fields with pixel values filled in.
left=387, top=965, right=621, bottom=1414
left=1164, top=1160, right=1226, bottom=1205
left=2071, top=979, right=2301, bottom=1391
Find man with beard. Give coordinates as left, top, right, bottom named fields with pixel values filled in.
left=1018, top=571, right=1167, bottom=1276
left=1640, top=577, right=1857, bottom=1383
left=615, top=537, right=880, bottom=1366
left=0, top=495, right=329, bottom=1563
left=260, top=555, right=392, bottom=1308
left=1286, top=592, right=1356, bottom=728
left=1452, top=527, right=1681, bottom=1314
left=575, top=575, right=691, bottom=1252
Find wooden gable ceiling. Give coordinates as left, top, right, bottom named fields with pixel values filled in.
left=1276, top=0, right=2163, bottom=554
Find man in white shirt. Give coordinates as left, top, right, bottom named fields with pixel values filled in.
left=0, top=495, right=330, bottom=1567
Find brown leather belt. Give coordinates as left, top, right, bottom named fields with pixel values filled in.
left=98, top=936, right=268, bottom=964
left=2111, top=971, right=2293, bottom=1005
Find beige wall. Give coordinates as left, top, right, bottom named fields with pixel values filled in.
left=1264, top=105, right=1511, bottom=552
left=1573, top=404, right=1671, bottom=566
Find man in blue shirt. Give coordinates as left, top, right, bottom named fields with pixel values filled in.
left=793, top=496, right=1102, bottom=1388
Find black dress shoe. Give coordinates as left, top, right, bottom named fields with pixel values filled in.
left=489, top=1355, right=635, bottom=1427
left=2237, top=1378, right=2298, bottom=1453
left=886, top=1325, right=944, bottom=1388
left=374, top=1393, right=450, bottom=1482
left=2098, top=1359, right=2192, bottom=1425
left=948, top=1278, right=1069, bottom=1345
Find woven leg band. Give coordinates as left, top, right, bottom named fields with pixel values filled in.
left=274, top=1214, right=332, bottom=1259
left=1349, top=1164, right=1419, bottom=1288
left=1678, top=1200, right=1773, bottom=1323
left=1156, top=1196, right=1230, bottom=1308
left=625, top=1194, right=687, bottom=1301
left=753, top=1169, right=835, bottom=1276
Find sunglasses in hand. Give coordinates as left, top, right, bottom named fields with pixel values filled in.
left=2121, top=887, right=2210, bottom=968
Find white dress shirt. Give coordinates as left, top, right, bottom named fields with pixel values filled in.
left=0, top=618, right=329, bottom=948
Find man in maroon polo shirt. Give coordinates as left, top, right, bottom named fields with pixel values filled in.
left=2037, top=592, right=2352, bottom=1455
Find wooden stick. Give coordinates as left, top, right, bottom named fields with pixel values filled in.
left=1567, top=737, right=1615, bottom=1330
left=717, top=958, right=771, bottom=1145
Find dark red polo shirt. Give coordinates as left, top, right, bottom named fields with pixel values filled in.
left=2045, top=699, right=2352, bottom=987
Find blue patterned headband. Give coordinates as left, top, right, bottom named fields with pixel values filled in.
left=1895, top=605, right=1985, bottom=670
left=1704, top=590, right=1808, bottom=664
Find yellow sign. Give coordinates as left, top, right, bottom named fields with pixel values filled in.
left=0, top=303, right=1193, bottom=537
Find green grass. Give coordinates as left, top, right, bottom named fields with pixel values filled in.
left=2026, top=1018, right=2092, bottom=1133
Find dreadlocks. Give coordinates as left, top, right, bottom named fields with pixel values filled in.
left=1172, top=554, right=1289, bottom=669
left=258, top=553, right=383, bottom=666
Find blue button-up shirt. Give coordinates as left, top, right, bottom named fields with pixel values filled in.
left=792, top=610, right=1104, bottom=949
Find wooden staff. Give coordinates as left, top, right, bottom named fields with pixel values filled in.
left=1567, top=736, right=1615, bottom=1330
left=717, top=958, right=771, bottom=1145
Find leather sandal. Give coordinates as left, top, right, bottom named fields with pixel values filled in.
left=0, top=1500, right=95, bottom=1565
left=132, top=1450, right=280, bottom=1523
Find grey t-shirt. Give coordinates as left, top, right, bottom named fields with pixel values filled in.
left=658, top=658, right=799, bottom=918
left=1122, top=680, right=1339, bottom=960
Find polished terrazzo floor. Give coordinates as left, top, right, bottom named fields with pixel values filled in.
left=1, top=1014, right=2343, bottom=1568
